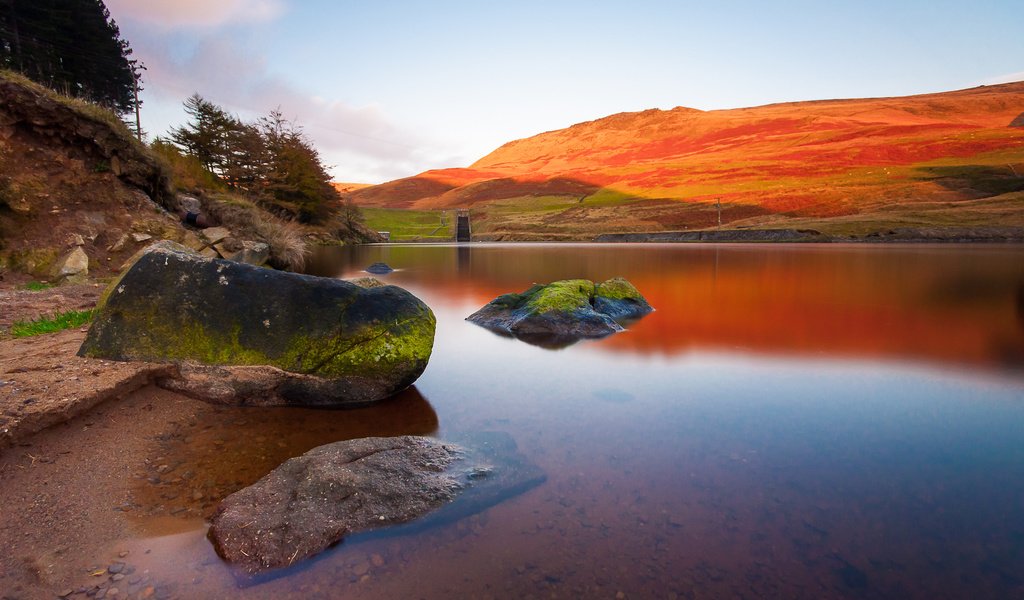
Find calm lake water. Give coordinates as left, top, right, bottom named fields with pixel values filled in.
left=133, top=243, right=1024, bottom=599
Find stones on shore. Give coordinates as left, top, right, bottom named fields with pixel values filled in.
left=466, top=277, right=652, bottom=347
left=51, top=246, right=89, bottom=283
left=78, top=241, right=436, bottom=407
left=208, top=431, right=545, bottom=577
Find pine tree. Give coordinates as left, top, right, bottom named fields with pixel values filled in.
left=258, top=110, right=339, bottom=224
left=167, top=97, right=347, bottom=225
left=0, top=0, right=140, bottom=113
left=168, top=94, right=240, bottom=175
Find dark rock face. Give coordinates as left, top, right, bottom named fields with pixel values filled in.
left=365, top=262, right=394, bottom=275
left=1011, top=112, right=1024, bottom=128
left=209, top=432, right=545, bottom=577
left=466, top=278, right=652, bottom=347
left=79, top=242, right=436, bottom=406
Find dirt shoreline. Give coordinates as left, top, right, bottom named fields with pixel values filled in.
left=0, top=283, right=176, bottom=450
left=0, top=280, right=447, bottom=598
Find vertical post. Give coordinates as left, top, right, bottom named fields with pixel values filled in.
left=133, top=76, right=142, bottom=142
left=716, top=198, right=722, bottom=229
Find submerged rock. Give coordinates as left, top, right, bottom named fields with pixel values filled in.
left=209, top=432, right=544, bottom=577
left=347, top=276, right=386, bottom=289
left=466, top=277, right=652, bottom=347
left=365, top=262, right=394, bottom=275
left=78, top=241, right=436, bottom=406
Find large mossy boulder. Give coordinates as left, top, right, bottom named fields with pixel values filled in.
left=466, top=277, right=652, bottom=347
left=209, top=432, right=545, bottom=577
left=78, top=241, right=436, bottom=406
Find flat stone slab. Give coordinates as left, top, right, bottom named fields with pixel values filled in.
left=0, top=330, right=172, bottom=449
left=208, top=432, right=544, bottom=577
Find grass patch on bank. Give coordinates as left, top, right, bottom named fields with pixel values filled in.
left=11, top=309, right=93, bottom=337
left=21, top=281, right=53, bottom=291
left=0, top=70, right=143, bottom=153
left=362, top=207, right=454, bottom=241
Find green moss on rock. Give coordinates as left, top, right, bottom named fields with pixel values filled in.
left=595, top=277, right=644, bottom=301
left=80, top=242, right=436, bottom=404
left=466, top=277, right=652, bottom=348
left=524, top=279, right=595, bottom=314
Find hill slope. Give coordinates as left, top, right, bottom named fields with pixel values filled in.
left=351, top=83, right=1024, bottom=239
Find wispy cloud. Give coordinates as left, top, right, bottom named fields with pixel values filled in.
left=978, top=70, right=1024, bottom=86
left=106, top=0, right=286, bottom=29
left=131, top=35, right=438, bottom=182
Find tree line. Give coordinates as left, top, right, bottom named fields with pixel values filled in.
left=160, top=94, right=345, bottom=225
left=1, top=1, right=353, bottom=227
left=0, top=0, right=140, bottom=115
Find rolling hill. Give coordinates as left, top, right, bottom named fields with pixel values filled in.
left=349, top=83, right=1024, bottom=240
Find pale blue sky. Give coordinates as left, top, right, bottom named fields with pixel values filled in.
left=107, top=0, right=1024, bottom=183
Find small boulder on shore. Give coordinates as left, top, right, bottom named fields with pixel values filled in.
left=208, top=432, right=545, bottom=577
left=466, top=277, right=652, bottom=346
left=78, top=241, right=436, bottom=406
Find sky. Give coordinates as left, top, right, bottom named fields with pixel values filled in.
left=105, top=0, right=1024, bottom=184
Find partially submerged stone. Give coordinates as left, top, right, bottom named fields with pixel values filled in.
left=365, top=262, right=394, bottom=275
left=466, top=277, right=652, bottom=347
left=347, top=276, right=386, bottom=289
left=78, top=241, right=436, bottom=406
left=208, top=432, right=545, bottom=577
left=592, top=277, right=654, bottom=321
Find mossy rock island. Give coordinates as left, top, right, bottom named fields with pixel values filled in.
left=466, top=277, right=652, bottom=347
left=78, top=241, right=436, bottom=406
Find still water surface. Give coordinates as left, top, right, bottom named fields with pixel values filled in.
left=140, top=243, right=1024, bottom=599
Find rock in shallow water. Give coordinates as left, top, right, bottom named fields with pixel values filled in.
left=365, top=262, right=394, bottom=275
left=466, top=277, right=652, bottom=347
left=78, top=241, right=436, bottom=406
left=208, top=432, right=545, bottom=577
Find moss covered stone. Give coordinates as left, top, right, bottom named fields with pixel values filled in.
left=79, top=241, right=435, bottom=406
left=466, top=277, right=652, bottom=348
left=593, top=277, right=654, bottom=320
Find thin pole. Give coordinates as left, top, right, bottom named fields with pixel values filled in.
left=133, top=76, right=142, bottom=142
left=716, top=198, right=722, bottom=229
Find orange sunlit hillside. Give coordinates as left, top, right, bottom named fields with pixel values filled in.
left=349, top=82, right=1024, bottom=237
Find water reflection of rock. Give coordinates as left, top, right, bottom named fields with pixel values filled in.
left=128, top=386, right=439, bottom=534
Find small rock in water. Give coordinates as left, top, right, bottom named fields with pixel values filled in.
left=107, top=562, right=124, bottom=574
left=365, top=262, right=394, bottom=275
left=209, top=431, right=545, bottom=578
left=466, top=277, right=652, bottom=348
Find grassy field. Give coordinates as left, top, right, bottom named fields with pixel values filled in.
left=361, top=208, right=454, bottom=241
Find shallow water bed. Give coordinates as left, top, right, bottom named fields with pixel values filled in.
left=3, top=243, right=1023, bottom=600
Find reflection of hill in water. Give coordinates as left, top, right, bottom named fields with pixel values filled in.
left=316, top=244, right=1024, bottom=371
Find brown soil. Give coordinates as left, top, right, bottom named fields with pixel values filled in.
left=0, top=280, right=447, bottom=598
left=0, top=385, right=204, bottom=600
left=0, top=283, right=174, bottom=449
left=0, top=283, right=101, bottom=331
